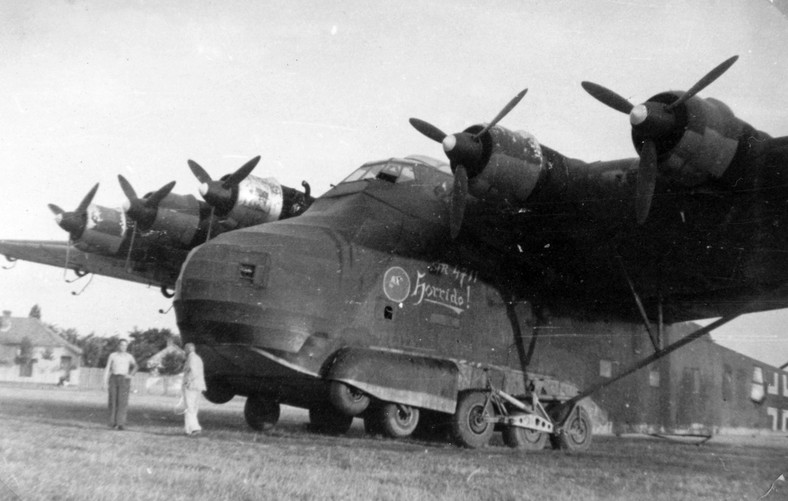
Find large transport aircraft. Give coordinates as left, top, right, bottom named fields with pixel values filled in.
left=3, top=56, right=787, bottom=450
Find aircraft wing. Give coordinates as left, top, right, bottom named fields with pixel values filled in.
left=408, top=61, right=788, bottom=324
left=0, top=239, right=180, bottom=288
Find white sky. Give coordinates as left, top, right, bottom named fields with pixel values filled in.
left=0, top=1, right=787, bottom=365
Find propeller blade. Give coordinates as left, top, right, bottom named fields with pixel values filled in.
left=408, top=118, right=447, bottom=143
left=222, top=156, right=261, bottom=189
left=581, top=81, right=634, bottom=115
left=450, top=165, right=469, bottom=239
left=188, top=160, right=213, bottom=184
left=117, top=175, right=138, bottom=202
left=635, top=140, right=658, bottom=225
left=475, top=88, right=528, bottom=138
left=48, top=204, right=65, bottom=216
left=667, top=55, right=738, bottom=111
left=144, top=181, right=176, bottom=208
left=75, top=183, right=99, bottom=214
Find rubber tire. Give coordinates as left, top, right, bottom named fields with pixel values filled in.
left=502, top=425, right=548, bottom=450
left=329, top=381, right=370, bottom=416
left=550, top=406, right=592, bottom=452
left=309, top=405, right=354, bottom=435
left=450, top=391, right=494, bottom=449
left=203, top=379, right=234, bottom=405
left=244, top=395, right=280, bottom=432
left=379, top=403, right=420, bottom=438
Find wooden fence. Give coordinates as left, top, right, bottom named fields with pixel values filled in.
left=78, top=367, right=183, bottom=395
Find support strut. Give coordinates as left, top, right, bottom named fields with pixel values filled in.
left=617, top=255, right=661, bottom=351
left=556, top=313, right=740, bottom=413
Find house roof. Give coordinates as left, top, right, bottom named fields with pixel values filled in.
left=0, top=316, right=83, bottom=354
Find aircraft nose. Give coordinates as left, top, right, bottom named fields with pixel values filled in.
left=174, top=224, right=343, bottom=354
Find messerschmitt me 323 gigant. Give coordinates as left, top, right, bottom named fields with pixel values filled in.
left=4, top=56, right=788, bottom=450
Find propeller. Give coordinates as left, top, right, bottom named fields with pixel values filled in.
left=118, top=175, right=176, bottom=230
left=48, top=183, right=99, bottom=240
left=409, top=88, right=528, bottom=238
left=581, top=56, right=738, bottom=224
left=187, top=156, right=261, bottom=215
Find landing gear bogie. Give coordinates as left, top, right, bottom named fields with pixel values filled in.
left=502, top=426, right=548, bottom=450
left=329, top=381, right=370, bottom=416
left=550, top=405, right=592, bottom=452
left=378, top=403, right=420, bottom=438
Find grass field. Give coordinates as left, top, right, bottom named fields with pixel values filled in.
left=0, top=384, right=786, bottom=501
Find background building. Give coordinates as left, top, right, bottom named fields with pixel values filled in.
left=0, top=310, right=82, bottom=385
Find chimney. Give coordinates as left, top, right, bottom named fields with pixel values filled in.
left=1, top=311, right=11, bottom=332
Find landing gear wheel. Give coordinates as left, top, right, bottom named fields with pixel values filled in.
left=550, top=406, right=592, bottom=452
left=450, top=391, right=494, bottom=448
left=203, top=379, right=234, bottom=404
left=379, top=403, right=420, bottom=438
left=309, top=404, right=353, bottom=435
left=244, top=395, right=280, bottom=431
left=329, top=381, right=370, bottom=416
left=502, top=425, right=548, bottom=450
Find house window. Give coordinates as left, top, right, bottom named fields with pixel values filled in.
left=599, top=360, right=612, bottom=378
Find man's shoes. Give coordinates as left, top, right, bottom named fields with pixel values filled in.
left=188, top=430, right=201, bottom=436
left=117, top=426, right=125, bottom=431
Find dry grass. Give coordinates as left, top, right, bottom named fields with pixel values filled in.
left=0, top=384, right=786, bottom=501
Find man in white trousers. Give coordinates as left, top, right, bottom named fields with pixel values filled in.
left=182, top=343, right=206, bottom=436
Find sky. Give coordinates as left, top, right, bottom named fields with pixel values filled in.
left=0, top=0, right=787, bottom=364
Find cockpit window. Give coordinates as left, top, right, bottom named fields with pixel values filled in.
left=340, top=162, right=416, bottom=185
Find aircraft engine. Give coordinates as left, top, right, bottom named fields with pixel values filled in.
left=77, top=205, right=126, bottom=254
left=48, top=184, right=125, bottom=254
left=146, top=194, right=202, bottom=247
left=189, top=156, right=314, bottom=229
left=465, top=125, right=544, bottom=206
left=582, top=55, right=744, bottom=223
left=224, top=176, right=284, bottom=227
left=633, top=92, right=746, bottom=188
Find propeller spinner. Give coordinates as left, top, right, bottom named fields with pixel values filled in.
left=409, top=88, right=528, bottom=238
left=118, top=175, right=176, bottom=230
left=187, top=156, right=261, bottom=215
left=582, top=55, right=738, bottom=224
left=48, top=183, right=99, bottom=241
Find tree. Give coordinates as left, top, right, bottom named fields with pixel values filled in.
left=160, top=351, right=186, bottom=376
left=28, top=305, right=41, bottom=319
left=80, top=334, right=116, bottom=368
left=128, top=328, right=180, bottom=371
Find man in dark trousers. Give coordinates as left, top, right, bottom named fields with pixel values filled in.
left=102, top=339, right=138, bottom=430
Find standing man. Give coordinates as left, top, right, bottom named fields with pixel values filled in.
left=182, top=343, right=206, bottom=436
left=103, top=339, right=138, bottom=430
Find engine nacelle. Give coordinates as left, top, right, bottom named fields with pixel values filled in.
left=225, top=176, right=284, bottom=228
left=635, top=92, right=746, bottom=187
left=149, top=194, right=202, bottom=247
left=76, top=205, right=126, bottom=255
left=467, top=126, right=544, bottom=206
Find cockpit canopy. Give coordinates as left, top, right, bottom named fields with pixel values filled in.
left=339, top=156, right=451, bottom=185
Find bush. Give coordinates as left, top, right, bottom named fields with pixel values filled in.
left=159, top=351, right=186, bottom=376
